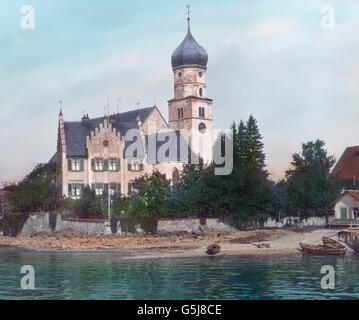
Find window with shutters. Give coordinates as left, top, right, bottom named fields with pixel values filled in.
left=68, top=158, right=83, bottom=171
left=94, top=158, right=104, bottom=171
left=109, top=158, right=119, bottom=171
left=68, top=183, right=83, bottom=199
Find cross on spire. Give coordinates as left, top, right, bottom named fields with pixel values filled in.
left=186, top=4, right=191, bottom=30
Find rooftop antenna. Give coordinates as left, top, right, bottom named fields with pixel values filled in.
left=186, top=4, right=191, bottom=31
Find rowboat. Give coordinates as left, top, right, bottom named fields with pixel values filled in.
left=299, top=237, right=346, bottom=255
left=206, top=243, right=221, bottom=255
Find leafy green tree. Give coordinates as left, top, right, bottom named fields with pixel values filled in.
left=5, top=163, right=59, bottom=212
left=72, top=187, right=102, bottom=218
left=122, top=170, right=171, bottom=219
left=285, top=140, right=339, bottom=217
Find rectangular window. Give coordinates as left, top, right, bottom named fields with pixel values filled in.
left=199, top=107, right=205, bottom=118
left=109, top=183, right=117, bottom=195
left=341, top=207, right=348, bottom=219
left=95, top=158, right=104, bottom=171
left=128, top=182, right=133, bottom=194
left=68, top=158, right=83, bottom=171
left=109, top=159, right=118, bottom=171
left=128, top=162, right=144, bottom=172
left=95, top=184, right=103, bottom=196
left=73, top=159, right=81, bottom=171
left=354, top=208, right=359, bottom=220
left=68, top=183, right=83, bottom=198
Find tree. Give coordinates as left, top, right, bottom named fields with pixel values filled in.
left=285, top=140, right=339, bottom=217
left=122, top=170, right=171, bottom=219
left=72, top=187, right=102, bottom=218
left=231, top=115, right=273, bottom=222
left=172, top=115, right=275, bottom=224
left=5, top=163, right=59, bottom=212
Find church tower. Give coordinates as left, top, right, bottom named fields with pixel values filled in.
left=168, top=9, right=213, bottom=164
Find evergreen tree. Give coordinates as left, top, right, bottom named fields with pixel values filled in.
left=285, top=140, right=339, bottom=217
left=243, top=115, right=265, bottom=170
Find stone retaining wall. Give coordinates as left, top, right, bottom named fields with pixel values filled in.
left=2, top=212, right=328, bottom=237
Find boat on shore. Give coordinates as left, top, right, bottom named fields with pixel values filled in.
left=338, top=229, right=359, bottom=253
left=299, top=237, right=346, bottom=255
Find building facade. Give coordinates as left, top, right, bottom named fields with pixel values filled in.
left=55, top=18, right=213, bottom=199
left=334, top=190, right=359, bottom=220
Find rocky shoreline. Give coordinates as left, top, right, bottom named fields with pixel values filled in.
left=0, top=228, right=345, bottom=259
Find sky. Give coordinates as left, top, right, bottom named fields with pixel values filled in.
left=1, top=0, right=359, bottom=183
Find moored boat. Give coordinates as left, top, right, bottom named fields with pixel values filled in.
left=299, top=237, right=346, bottom=255
left=206, top=243, right=221, bottom=255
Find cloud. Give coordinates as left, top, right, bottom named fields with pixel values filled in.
left=1, top=0, right=359, bottom=183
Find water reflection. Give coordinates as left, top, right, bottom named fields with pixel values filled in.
left=0, top=249, right=358, bottom=300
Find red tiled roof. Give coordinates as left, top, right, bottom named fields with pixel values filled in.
left=343, top=190, right=359, bottom=202
left=331, top=146, right=359, bottom=181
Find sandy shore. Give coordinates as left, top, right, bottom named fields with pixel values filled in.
left=0, top=228, right=346, bottom=259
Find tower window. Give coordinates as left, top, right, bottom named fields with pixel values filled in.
left=178, top=72, right=182, bottom=78
left=198, top=72, right=203, bottom=77
left=178, top=108, right=184, bottom=118
left=199, top=88, right=203, bottom=97
left=199, top=122, right=207, bottom=134
left=199, top=107, right=205, bottom=118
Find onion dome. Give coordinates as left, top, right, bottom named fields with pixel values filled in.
left=171, top=20, right=208, bottom=70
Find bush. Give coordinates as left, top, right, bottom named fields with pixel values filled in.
left=71, top=187, right=102, bottom=218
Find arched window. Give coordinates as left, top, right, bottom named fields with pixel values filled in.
left=199, top=88, right=203, bottom=97
left=172, top=168, right=180, bottom=185
left=178, top=108, right=184, bottom=118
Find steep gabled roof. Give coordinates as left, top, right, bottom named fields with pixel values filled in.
left=331, top=146, right=359, bottom=181
left=64, top=107, right=156, bottom=157
left=341, top=190, right=359, bottom=202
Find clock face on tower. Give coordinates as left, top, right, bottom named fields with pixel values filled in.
left=198, top=122, right=206, bottom=134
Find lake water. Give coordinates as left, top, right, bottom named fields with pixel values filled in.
left=1, top=249, right=359, bottom=300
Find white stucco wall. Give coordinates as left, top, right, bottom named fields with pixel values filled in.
left=334, top=194, right=359, bottom=219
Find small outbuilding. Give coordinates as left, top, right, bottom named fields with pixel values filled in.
left=334, top=190, right=359, bottom=220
